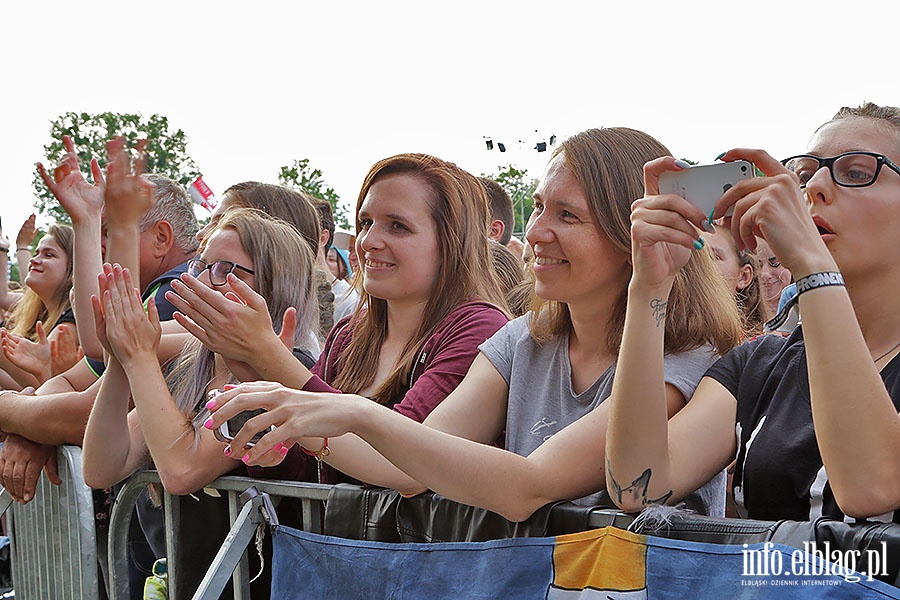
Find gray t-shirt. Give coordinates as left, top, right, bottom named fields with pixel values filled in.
left=479, top=314, right=726, bottom=516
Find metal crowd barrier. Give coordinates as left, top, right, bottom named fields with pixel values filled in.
left=107, top=472, right=332, bottom=600
left=0, top=445, right=100, bottom=600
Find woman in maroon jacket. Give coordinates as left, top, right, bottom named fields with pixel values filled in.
left=167, top=153, right=510, bottom=482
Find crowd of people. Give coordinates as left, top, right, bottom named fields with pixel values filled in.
left=2, top=101, right=899, bottom=598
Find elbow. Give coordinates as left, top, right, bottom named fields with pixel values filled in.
left=157, top=466, right=205, bottom=497
left=83, top=467, right=124, bottom=490
left=396, top=483, right=429, bottom=498
left=834, top=481, right=900, bottom=520
left=496, top=492, right=556, bottom=523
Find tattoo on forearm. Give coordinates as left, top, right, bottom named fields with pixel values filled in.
left=650, top=298, right=667, bottom=328
left=606, top=457, right=673, bottom=507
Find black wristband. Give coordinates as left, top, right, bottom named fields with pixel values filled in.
left=795, top=271, right=844, bottom=295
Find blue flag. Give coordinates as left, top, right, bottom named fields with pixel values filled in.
left=272, top=525, right=900, bottom=598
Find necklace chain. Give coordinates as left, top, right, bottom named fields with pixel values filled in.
left=874, top=339, right=900, bottom=363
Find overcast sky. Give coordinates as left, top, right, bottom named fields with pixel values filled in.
left=3, top=1, right=899, bottom=240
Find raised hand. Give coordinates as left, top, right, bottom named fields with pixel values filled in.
left=50, top=324, right=83, bottom=376
left=1, top=323, right=51, bottom=383
left=714, top=148, right=831, bottom=276
left=103, top=137, right=155, bottom=230
left=36, top=135, right=105, bottom=225
left=15, top=214, right=37, bottom=251
left=165, top=272, right=279, bottom=364
left=98, top=263, right=161, bottom=368
left=630, top=157, right=709, bottom=290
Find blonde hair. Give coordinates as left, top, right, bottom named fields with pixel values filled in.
left=9, top=224, right=75, bottom=341
left=333, top=153, right=508, bottom=404
left=528, top=128, right=741, bottom=355
left=167, top=208, right=320, bottom=417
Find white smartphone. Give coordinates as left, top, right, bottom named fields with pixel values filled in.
left=658, top=161, right=755, bottom=217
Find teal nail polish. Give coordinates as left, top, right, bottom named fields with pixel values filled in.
left=708, top=208, right=716, bottom=225
left=715, top=152, right=726, bottom=161
left=693, top=237, right=705, bottom=250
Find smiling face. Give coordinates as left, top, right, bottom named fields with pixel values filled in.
left=195, top=228, right=256, bottom=295
left=525, top=153, right=630, bottom=313
left=24, top=234, right=69, bottom=302
left=803, top=117, right=900, bottom=279
left=355, top=173, right=441, bottom=308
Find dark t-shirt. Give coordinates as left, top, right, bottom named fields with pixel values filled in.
left=705, top=327, right=900, bottom=523
left=56, top=307, right=76, bottom=326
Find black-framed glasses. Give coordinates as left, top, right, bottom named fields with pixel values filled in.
left=781, top=151, right=900, bottom=189
left=187, top=258, right=255, bottom=286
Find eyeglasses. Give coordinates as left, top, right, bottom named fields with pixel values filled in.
left=187, top=258, right=255, bottom=286
left=781, top=151, right=900, bottom=189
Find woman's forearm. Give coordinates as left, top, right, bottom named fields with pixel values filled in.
left=69, top=216, right=105, bottom=359
left=124, top=357, right=235, bottom=494
left=605, top=284, right=673, bottom=512
left=801, top=284, right=900, bottom=516
left=82, top=359, right=144, bottom=487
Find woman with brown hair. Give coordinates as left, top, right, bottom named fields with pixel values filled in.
left=167, top=153, right=511, bottom=483
left=205, top=128, right=742, bottom=520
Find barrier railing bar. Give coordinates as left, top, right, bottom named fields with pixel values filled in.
left=191, top=491, right=270, bottom=600
left=108, top=473, right=331, bottom=600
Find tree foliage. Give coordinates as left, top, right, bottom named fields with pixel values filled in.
left=482, top=164, right=539, bottom=236
left=32, top=112, right=201, bottom=225
left=278, top=159, right=351, bottom=230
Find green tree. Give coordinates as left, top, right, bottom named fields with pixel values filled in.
left=278, top=159, right=351, bottom=230
left=482, top=164, right=539, bottom=236
left=32, top=112, right=201, bottom=224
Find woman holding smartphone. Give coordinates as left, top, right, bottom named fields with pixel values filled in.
left=603, top=102, right=900, bottom=523
left=203, top=128, right=742, bottom=520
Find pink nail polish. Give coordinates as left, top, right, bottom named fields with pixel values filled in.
left=223, top=445, right=232, bottom=456
left=205, top=399, right=216, bottom=410
left=223, top=384, right=237, bottom=390
left=279, top=446, right=289, bottom=456
left=241, top=454, right=250, bottom=464
left=203, top=418, right=214, bottom=429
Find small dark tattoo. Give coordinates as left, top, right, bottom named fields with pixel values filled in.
left=606, top=457, right=673, bottom=508
left=650, top=298, right=667, bottom=328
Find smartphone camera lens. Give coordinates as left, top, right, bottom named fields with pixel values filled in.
left=741, top=165, right=748, bottom=172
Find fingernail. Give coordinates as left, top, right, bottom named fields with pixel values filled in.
left=708, top=208, right=716, bottom=226
left=205, top=399, right=216, bottom=410
left=693, top=237, right=705, bottom=250
left=715, top=152, right=726, bottom=161
left=203, top=418, right=214, bottom=429
left=701, top=219, right=716, bottom=234
left=274, top=443, right=284, bottom=452
left=673, top=159, right=691, bottom=169
left=223, top=445, right=232, bottom=456
left=279, top=445, right=289, bottom=456
left=223, top=384, right=237, bottom=390
left=23, top=494, right=31, bottom=502
left=241, top=454, right=250, bottom=464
